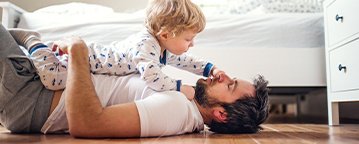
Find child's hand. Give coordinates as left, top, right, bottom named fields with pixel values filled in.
left=51, top=42, right=65, bottom=56
left=52, top=36, right=85, bottom=55
left=211, top=66, right=227, bottom=82
left=180, top=85, right=195, bottom=100
left=52, top=40, right=69, bottom=55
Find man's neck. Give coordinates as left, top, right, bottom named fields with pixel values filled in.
left=194, top=99, right=212, bottom=125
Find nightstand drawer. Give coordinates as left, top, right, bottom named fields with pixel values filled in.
left=326, top=0, right=359, bottom=47
left=329, top=39, right=359, bottom=92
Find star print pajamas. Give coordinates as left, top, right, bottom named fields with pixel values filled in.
left=29, top=29, right=214, bottom=91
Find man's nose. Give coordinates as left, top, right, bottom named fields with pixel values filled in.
left=220, top=74, right=234, bottom=84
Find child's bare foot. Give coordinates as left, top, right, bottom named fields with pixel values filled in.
left=8, top=28, right=42, bottom=50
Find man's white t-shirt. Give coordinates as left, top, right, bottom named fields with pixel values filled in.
left=41, top=74, right=204, bottom=137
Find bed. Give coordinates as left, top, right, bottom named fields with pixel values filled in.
left=0, top=2, right=326, bottom=94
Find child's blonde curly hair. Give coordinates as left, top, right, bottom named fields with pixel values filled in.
left=145, top=0, right=206, bottom=37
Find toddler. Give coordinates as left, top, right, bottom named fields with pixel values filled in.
left=9, top=0, right=225, bottom=94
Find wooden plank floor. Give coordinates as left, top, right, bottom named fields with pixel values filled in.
left=1, top=115, right=359, bottom=144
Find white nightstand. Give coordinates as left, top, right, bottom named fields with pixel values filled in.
left=324, top=0, right=359, bottom=125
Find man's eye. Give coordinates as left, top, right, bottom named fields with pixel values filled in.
left=228, top=83, right=235, bottom=91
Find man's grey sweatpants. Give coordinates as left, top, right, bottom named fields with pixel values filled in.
left=0, top=24, right=54, bottom=133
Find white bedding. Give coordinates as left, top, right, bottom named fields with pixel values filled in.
left=18, top=12, right=324, bottom=49
left=13, top=5, right=325, bottom=87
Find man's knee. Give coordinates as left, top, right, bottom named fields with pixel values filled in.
left=0, top=24, right=38, bottom=95
left=0, top=24, right=24, bottom=58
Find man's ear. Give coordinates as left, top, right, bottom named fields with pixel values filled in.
left=213, top=107, right=227, bottom=123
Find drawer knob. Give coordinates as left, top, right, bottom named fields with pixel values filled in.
left=338, top=64, right=346, bottom=72
left=335, top=14, right=344, bottom=23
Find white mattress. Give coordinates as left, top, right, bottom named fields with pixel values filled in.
left=17, top=12, right=324, bottom=49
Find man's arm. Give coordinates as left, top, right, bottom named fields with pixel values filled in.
left=64, top=37, right=140, bottom=138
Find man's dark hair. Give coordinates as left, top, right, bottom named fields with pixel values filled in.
left=208, top=75, right=269, bottom=134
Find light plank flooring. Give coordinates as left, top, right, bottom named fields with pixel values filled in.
left=1, top=115, right=359, bottom=144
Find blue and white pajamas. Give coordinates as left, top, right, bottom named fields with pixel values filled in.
left=30, top=29, right=213, bottom=91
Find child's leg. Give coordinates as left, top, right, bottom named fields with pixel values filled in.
left=87, top=42, right=135, bottom=76
left=9, top=29, right=68, bottom=90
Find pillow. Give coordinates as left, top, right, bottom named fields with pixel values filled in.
left=199, top=0, right=324, bottom=15
left=193, top=0, right=263, bottom=15
left=261, top=0, right=323, bottom=13
left=34, top=2, right=114, bottom=15
left=192, top=0, right=228, bottom=15
left=227, top=0, right=262, bottom=14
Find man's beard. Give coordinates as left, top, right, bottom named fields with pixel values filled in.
left=194, top=79, right=221, bottom=107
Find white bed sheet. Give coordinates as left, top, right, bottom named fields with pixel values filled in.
left=17, top=12, right=324, bottom=49
left=16, top=11, right=326, bottom=86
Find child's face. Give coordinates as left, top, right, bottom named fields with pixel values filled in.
left=158, top=29, right=197, bottom=55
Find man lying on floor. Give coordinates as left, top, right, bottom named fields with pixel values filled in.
left=0, top=24, right=269, bottom=138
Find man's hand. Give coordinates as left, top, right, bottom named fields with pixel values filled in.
left=180, top=85, right=195, bottom=100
